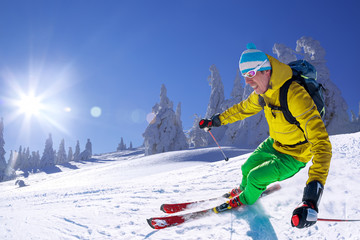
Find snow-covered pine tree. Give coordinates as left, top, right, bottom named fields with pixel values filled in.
left=221, top=70, right=246, bottom=145
left=79, top=139, right=92, bottom=161
left=273, top=36, right=360, bottom=134
left=0, top=118, right=6, bottom=181
left=117, top=137, right=126, bottom=151
left=67, top=147, right=73, bottom=162
left=188, top=114, right=208, bottom=148
left=351, top=110, right=357, bottom=122
left=143, top=84, right=188, bottom=155
left=205, top=64, right=225, bottom=118
left=19, top=147, right=31, bottom=171
left=4, top=150, right=16, bottom=180
left=39, top=134, right=55, bottom=168
left=174, top=102, right=189, bottom=151
left=85, top=139, right=92, bottom=156
left=14, top=146, right=23, bottom=170
left=204, top=64, right=227, bottom=144
left=30, top=151, right=41, bottom=170
left=223, top=73, right=268, bottom=147
left=56, top=139, right=67, bottom=165
left=73, top=141, right=80, bottom=162
left=221, top=69, right=244, bottom=110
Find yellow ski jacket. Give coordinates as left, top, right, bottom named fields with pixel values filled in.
left=219, top=55, right=332, bottom=186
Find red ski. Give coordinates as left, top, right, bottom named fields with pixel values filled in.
left=161, top=183, right=281, bottom=214
left=160, top=196, right=225, bottom=214
left=147, top=207, right=216, bottom=230
left=148, top=184, right=281, bottom=229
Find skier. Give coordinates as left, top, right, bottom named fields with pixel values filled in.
left=199, top=43, right=332, bottom=229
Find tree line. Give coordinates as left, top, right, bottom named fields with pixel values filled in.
left=0, top=118, right=92, bottom=182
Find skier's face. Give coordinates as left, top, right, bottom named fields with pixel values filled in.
left=245, top=70, right=271, bottom=94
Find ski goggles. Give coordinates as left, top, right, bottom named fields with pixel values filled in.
left=242, top=59, right=268, bottom=78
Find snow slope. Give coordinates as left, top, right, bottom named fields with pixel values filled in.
left=1, top=132, right=360, bottom=240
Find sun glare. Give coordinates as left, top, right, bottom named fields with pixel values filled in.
left=17, top=94, right=44, bottom=116
left=3, top=71, right=73, bottom=139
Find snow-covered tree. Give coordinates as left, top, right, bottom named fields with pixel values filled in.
left=79, top=139, right=92, bottom=161
left=4, top=150, right=16, bottom=180
left=67, top=147, right=73, bottom=162
left=73, top=141, right=80, bottom=162
left=273, top=36, right=360, bottom=134
left=221, top=69, right=244, bottom=110
left=188, top=114, right=208, bottom=148
left=56, top=139, right=67, bottom=165
left=19, top=147, right=31, bottom=171
left=117, top=137, right=126, bottom=151
left=143, top=84, right=188, bottom=155
left=174, top=102, right=188, bottom=149
left=351, top=110, right=357, bottom=122
left=13, top=146, right=24, bottom=170
left=222, top=77, right=268, bottom=147
left=129, top=141, right=133, bottom=150
left=205, top=64, right=225, bottom=118
left=0, top=118, right=6, bottom=181
left=85, top=139, right=92, bottom=156
left=39, top=134, right=55, bottom=168
left=29, top=151, right=41, bottom=170
left=203, top=65, right=228, bottom=144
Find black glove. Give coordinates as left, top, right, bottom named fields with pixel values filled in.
left=291, top=181, right=324, bottom=228
left=199, top=114, right=221, bottom=130
left=291, top=201, right=318, bottom=228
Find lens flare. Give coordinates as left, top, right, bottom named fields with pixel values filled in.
left=146, top=112, right=156, bottom=124
left=90, top=106, right=102, bottom=118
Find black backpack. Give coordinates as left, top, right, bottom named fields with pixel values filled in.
left=266, top=60, right=326, bottom=145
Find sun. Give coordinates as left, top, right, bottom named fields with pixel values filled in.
left=16, top=94, right=44, bottom=117
left=0, top=58, right=79, bottom=148
left=3, top=77, right=71, bottom=136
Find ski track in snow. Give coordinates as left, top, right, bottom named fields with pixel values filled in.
left=0, top=133, right=360, bottom=239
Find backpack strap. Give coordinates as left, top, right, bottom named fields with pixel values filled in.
left=258, top=95, right=266, bottom=108
left=268, top=78, right=308, bottom=146
left=278, top=79, right=300, bottom=127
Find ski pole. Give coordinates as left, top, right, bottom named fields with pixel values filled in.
left=208, top=130, right=229, bottom=161
left=318, top=218, right=360, bottom=222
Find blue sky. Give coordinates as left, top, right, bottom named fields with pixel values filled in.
left=0, top=0, right=359, bottom=158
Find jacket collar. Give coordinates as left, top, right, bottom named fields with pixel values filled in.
left=262, top=55, right=293, bottom=98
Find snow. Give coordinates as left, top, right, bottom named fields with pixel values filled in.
left=1, top=132, right=360, bottom=239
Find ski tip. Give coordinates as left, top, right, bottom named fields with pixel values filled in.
left=147, top=218, right=156, bottom=229
left=160, top=204, right=166, bottom=213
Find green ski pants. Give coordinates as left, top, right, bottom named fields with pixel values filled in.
left=238, top=137, right=306, bottom=205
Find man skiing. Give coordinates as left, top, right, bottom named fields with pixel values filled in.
left=199, top=43, right=332, bottom=229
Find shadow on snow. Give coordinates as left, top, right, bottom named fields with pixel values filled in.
left=232, top=203, right=278, bottom=240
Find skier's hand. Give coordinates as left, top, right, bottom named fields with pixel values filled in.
left=199, top=118, right=212, bottom=130
left=291, top=201, right=318, bottom=228
left=199, top=114, right=221, bottom=130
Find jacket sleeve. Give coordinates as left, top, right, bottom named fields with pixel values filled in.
left=288, top=83, right=332, bottom=186
left=219, top=91, right=263, bottom=125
